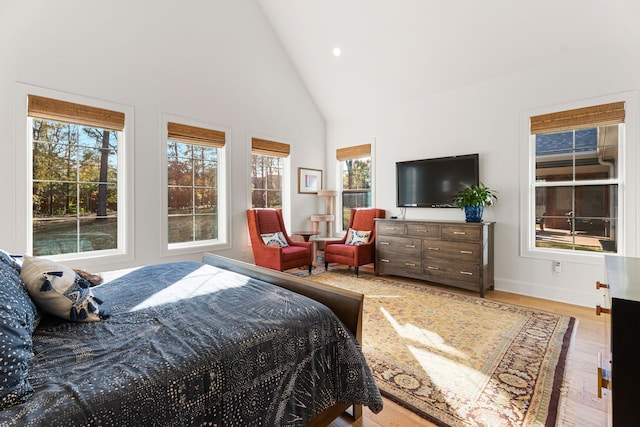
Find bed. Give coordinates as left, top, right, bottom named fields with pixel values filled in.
left=0, top=252, right=383, bottom=426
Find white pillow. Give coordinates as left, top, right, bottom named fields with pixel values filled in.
left=345, top=228, right=372, bottom=245
left=20, top=256, right=107, bottom=322
left=261, top=231, right=290, bottom=247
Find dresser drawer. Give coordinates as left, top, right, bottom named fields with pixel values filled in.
left=377, top=222, right=406, bottom=236
left=377, top=253, right=422, bottom=275
left=423, top=240, right=480, bottom=263
left=406, top=223, right=439, bottom=238
left=441, top=225, right=481, bottom=242
left=422, top=259, right=481, bottom=284
left=377, top=235, right=421, bottom=255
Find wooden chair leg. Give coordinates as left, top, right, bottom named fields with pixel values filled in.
left=355, top=266, right=359, bottom=277
left=325, top=261, right=329, bottom=271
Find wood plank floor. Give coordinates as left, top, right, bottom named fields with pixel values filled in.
left=328, top=270, right=609, bottom=427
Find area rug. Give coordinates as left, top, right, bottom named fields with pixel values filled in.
left=303, top=269, right=576, bottom=427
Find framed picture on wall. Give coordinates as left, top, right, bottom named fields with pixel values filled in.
left=298, top=167, right=322, bottom=194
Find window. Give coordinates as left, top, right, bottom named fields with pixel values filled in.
left=28, top=95, right=124, bottom=256
left=337, top=143, right=372, bottom=229
left=251, top=138, right=290, bottom=209
left=167, top=122, right=225, bottom=247
left=529, top=101, right=624, bottom=256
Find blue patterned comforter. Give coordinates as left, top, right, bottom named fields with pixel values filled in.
left=0, top=261, right=382, bottom=426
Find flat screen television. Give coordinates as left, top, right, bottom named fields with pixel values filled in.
left=396, top=154, right=479, bottom=208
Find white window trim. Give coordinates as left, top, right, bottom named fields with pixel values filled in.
left=335, top=138, right=376, bottom=234
left=519, top=91, right=639, bottom=265
left=161, top=113, right=231, bottom=256
left=247, top=133, right=291, bottom=230
left=15, top=83, right=134, bottom=265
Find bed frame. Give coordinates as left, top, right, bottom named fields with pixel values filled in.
left=202, top=253, right=365, bottom=425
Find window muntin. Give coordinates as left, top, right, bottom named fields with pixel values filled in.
left=31, top=119, right=119, bottom=256
left=534, top=125, right=620, bottom=254
left=167, top=140, right=219, bottom=244
left=251, top=153, right=284, bottom=208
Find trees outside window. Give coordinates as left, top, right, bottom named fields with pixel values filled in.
left=341, top=158, right=371, bottom=229
left=165, top=120, right=226, bottom=251
left=31, top=119, right=119, bottom=256
left=250, top=138, right=289, bottom=210
left=337, top=143, right=372, bottom=230
left=251, top=154, right=283, bottom=208
left=167, top=141, right=219, bottom=244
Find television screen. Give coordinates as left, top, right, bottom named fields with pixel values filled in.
left=396, top=154, right=479, bottom=207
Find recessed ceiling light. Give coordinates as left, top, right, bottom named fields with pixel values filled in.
left=332, top=47, right=341, bottom=57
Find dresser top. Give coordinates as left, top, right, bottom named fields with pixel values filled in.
left=375, top=218, right=494, bottom=225
left=605, top=255, right=640, bottom=302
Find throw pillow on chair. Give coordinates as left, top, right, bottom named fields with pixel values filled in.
left=260, top=232, right=289, bottom=247
left=345, top=228, right=371, bottom=245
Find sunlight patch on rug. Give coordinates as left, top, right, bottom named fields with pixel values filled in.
left=305, top=270, right=575, bottom=427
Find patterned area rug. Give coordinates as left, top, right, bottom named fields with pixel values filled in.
left=302, top=269, right=576, bottom=427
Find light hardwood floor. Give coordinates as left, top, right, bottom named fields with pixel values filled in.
left=328, top=269, right=609, bottom=427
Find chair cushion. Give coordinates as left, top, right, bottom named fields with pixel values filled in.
left=261, top=231, right=289, bottom=247
left=281, top=245, right=309, bottom=261
left=325, top=243, right=356, bottom=259
left=345, top=228, right=371, bottom=245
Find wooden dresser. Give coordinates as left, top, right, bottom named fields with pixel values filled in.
left=598, top=255, right=640, bottom=426
left=375, top=219, right=494, bottom=297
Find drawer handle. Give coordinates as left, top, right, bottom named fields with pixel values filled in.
left=427, top=247, right=440, bottom=251
left=405, top=244, right=416, bottom=248
left=380, top=241, right=390, bottom=245
left=460, top=271, right=473, bottom=276
left=460, top=250, right=473, bottom=254
left=385, top=227, right=398, bottom=231
left=597, top=352, right=611, bottom=398
left=427, top=266, right=439, bottom=270
left=415, top=228, right=427, bottom=232
left=405, top=262, right=416, bottom=267
left=453, top=231, right=466, bottom=235
left=596, top=281, right=609, bottom=289
left=380, top=259, right=390, bottom=263
left=595, top=305, right=610, bottom=316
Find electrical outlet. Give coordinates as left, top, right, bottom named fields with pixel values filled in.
left=553, top=260, right=562, bottom=274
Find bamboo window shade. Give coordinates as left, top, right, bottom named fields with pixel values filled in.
left=167, top=122, right=226, bottom=148
left=251, top=138, right=290, bottom=157
left=336, top=143, right=371, bottom=161
left=28, top=95, right=125, bottom=131
left=530, top=101, right=625, bottom=135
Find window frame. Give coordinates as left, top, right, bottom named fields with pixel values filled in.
left=336, top=139, right=375, bottom=233
left=519, top=91, right=639, bottom=264
left=16, top=84, right=134, bottom=264
left=161, top=114, right=230, bottom=256
left=250, top=136, right=290, bottom=212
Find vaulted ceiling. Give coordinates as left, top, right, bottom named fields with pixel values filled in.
left=257, top=0, right=640, bottom=122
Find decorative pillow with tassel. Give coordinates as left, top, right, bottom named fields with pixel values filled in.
left=344, top=228, right=372, bottom=245
left=260, top=231, right=290, bottom=247
left=20, top=256, right=109, bottom=322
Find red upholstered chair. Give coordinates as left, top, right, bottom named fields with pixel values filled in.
left=246, top=208, right=313, bottom=273
left=324, top=208, right=386, bottom=276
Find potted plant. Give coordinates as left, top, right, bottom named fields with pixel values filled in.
left=451, top=183, right=497, bottom=222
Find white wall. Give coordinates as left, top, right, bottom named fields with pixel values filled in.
left=0, top=0, right=325, bottom=271
left=326, top=47, right=640, bottom=307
